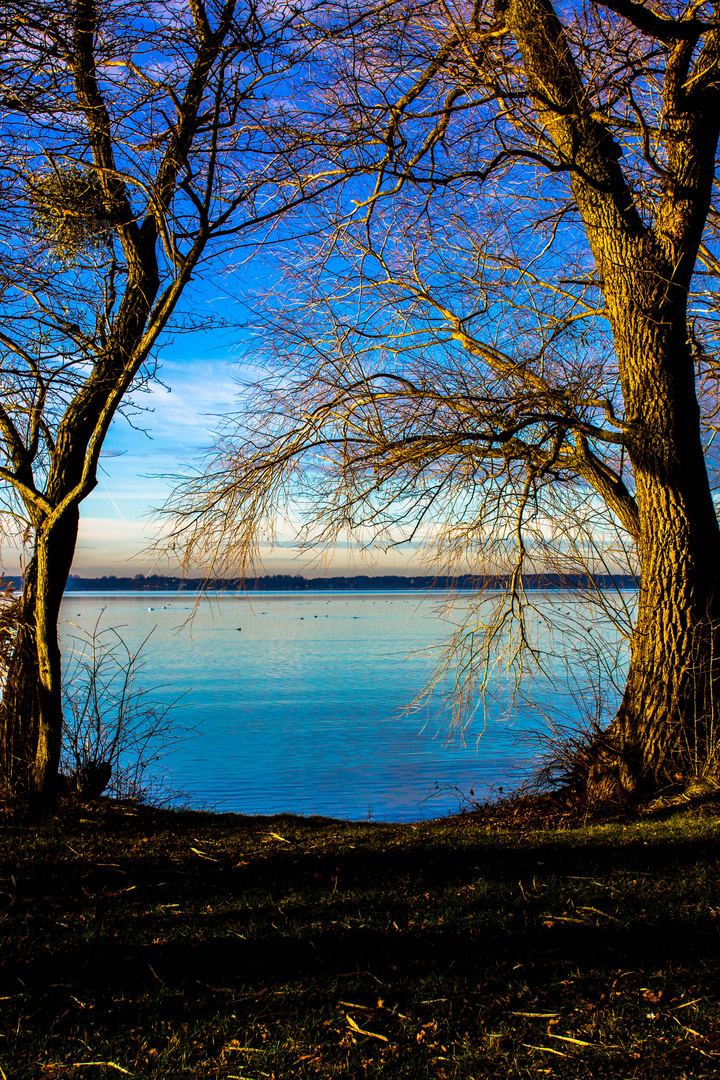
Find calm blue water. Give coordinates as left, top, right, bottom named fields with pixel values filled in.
left=58, top=591, right=605, bottom=821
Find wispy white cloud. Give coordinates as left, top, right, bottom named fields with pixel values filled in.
left=77, top=344, right=247, bottom=572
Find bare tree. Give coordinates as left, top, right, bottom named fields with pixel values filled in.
left=165, top=0, right=720, bottom=806
left=0, top=0, right=361, bottom=809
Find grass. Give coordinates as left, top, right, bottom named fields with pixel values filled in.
left=0, top=799, right=719, bottom=1078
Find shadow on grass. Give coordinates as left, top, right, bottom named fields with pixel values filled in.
left=1, top=805, right=719, bottom=1078
left=3, top=822, right=719, bottom=992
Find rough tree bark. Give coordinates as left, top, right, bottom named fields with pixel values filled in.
left=505, top=0, right=720, bottom=800
left=0, top=511, right=79, bottom=806
left=587, top=282, right=720, bottom=799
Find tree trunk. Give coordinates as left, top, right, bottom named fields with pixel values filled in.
left=586, top=285, right=720, bottom=803
left=587, top=536, right=720, bottom=803
left=0, top=509, right=79, bottom=811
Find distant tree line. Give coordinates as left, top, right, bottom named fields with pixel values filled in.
left=60, top=573, right=640, bottom=593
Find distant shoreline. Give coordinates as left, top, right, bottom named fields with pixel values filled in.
left=43, top=572, right=641, bottom=593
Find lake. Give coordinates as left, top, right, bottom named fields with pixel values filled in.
left=58, top=591, right=624, bottom=820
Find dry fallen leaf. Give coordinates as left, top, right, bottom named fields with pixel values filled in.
left=189, top=847, right=221, bottom=863
left=346, top=1014, right=389, bottom=1042
left=521, top=1043, right=568, bottom=1057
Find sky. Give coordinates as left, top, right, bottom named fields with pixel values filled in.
left=59, top=333, right=423, bottom=581
left=75, top=343, right=238, bottom=578
left=0, top=271, right=426, bottom=583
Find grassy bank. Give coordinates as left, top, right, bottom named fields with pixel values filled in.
left=1, top=801, right=719, bottom=1079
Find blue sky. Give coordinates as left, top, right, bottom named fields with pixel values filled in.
left=65, top=334, right=422, bottom=580
left=0, top=273, right=424, bottom=581
left=76, top=343, right=239, bottom=577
